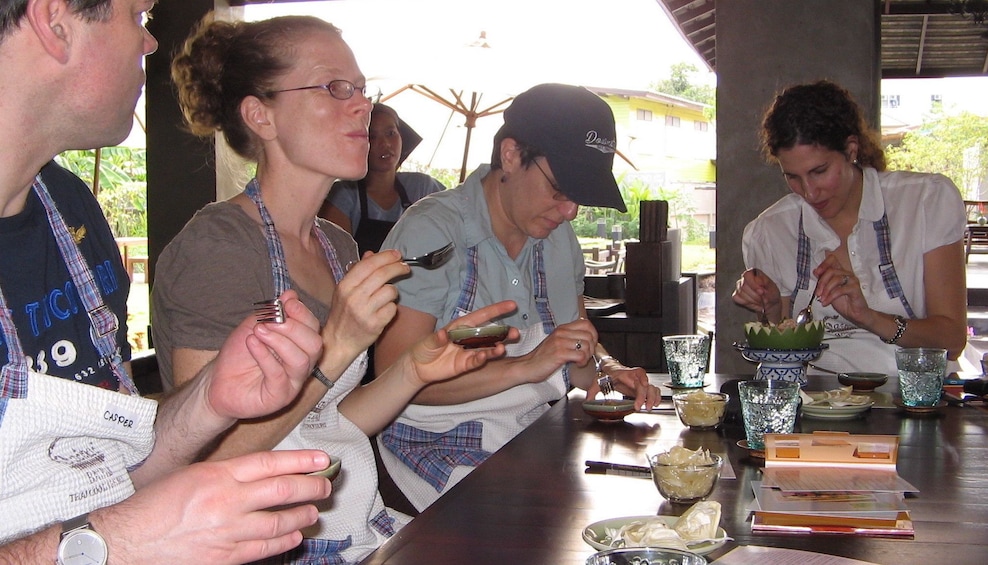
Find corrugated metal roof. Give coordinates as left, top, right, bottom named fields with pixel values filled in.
left=657, top=0, right=988, bottom=78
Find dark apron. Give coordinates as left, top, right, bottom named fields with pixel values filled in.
left=353, top=179, right=411, bottom=383
left=354, top=179, right=411, bottom=256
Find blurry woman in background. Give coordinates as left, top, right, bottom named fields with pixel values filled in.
left=320, top=103, right=444, bottom=255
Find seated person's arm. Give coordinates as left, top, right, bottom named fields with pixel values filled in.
left=167, top=347, right=332, bottom=461
left=132, top=291, right=324, bottom=480
left=851, top=240, right=967, bottom=358
left=1, top=450, right=332, bottom=564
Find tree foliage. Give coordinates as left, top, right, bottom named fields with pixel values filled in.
left=885, top=111, right=988, bottom=198
left=55, top=147, right=148, bottom=238
left=651, top=62, right=715, bottom=119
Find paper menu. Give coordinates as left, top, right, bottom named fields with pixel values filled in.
left=760, top=466, right=919, bottom=493
left=762, top=432, right=899, bottom=470
left=750, top=481, right=908, bottom=517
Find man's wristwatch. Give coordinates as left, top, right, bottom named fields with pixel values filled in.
left=881, top=315, right=909, bottom=345
left=57, top=514, right=107, bottom=565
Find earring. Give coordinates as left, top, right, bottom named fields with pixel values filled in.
left=501, top=174, right=508, bottom=183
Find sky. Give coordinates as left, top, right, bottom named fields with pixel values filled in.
left=125, top=1, right=988, bottom=170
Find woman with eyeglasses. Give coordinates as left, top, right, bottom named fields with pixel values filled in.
left=152, top=13, right=516, bottom=564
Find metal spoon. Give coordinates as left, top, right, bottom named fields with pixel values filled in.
left=752, top=269, right=770, bottom=325
left=401, top=242, right=455, bottom=269
left=794, top=278, right=822, bottom=326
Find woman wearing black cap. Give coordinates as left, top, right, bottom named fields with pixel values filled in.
left=373, top=83, right=661, bottom=511
left=320, top=103, right=445, bottom=255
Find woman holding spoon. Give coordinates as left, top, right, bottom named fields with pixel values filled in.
left=151, top=14, right=516, bottom=563
left=732, top=80, right=967, bottom=375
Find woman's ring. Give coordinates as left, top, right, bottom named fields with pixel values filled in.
left=575, top=341, right=582, bottom=350
left=841, top=274, right=850, bottom=286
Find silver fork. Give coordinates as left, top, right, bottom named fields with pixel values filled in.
left=253, top=298, right=285, bottom=324
left=594, top=354, right=615, bottom=395
left=402, top=242, right=455, bottom=269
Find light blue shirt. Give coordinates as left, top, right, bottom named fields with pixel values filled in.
left=382, top=165, right=584, bottom=332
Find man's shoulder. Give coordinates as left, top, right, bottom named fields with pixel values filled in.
left=40, top=160, right=99, bottom=205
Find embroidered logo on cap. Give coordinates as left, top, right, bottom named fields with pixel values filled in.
left=585, top=131, right=615, bottom=154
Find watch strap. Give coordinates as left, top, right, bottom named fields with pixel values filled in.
left=61, top=514, right=92, bottom=537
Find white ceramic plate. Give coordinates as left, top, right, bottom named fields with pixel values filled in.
left=582, top=515, right=727, bottom=555
left=801, top=400, right=874, bottom=420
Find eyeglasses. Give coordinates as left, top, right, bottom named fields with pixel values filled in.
left=532, top=159, right=570, bottom=202
left=266, top=79, right=380, bottom=102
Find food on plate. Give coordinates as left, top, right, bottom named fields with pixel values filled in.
left=800, top=386, right=872, bottom=407
left=744, top=318, right=825, bottom=349
left=673, top=391, right=728, bottom=429
left=593, top=501, right=725, bottom=551
left=601, top=519, right=689, bottom=551
left=674, top=500, right=722, bottom=541
left=648, top=446, right=722, bottom=503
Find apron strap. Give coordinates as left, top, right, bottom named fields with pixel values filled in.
left=33, top=177, right=133, bottom=393
left=873, top=213, right=916, bottom=318
left=244, top=178, right=345, bottom=296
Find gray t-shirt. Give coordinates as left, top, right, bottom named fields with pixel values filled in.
left=151, top=201, right=357, bottom=390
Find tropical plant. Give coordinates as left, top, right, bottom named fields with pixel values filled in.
left=55, top=147, right=148, bottom=238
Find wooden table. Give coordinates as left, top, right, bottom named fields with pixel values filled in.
left=360, top=374, right=988, bottom=565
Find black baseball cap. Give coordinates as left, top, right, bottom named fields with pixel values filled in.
left=501, top=83, right=626, bottom=212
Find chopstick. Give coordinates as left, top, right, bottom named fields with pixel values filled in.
left=584, top=460, right=651, bottom=479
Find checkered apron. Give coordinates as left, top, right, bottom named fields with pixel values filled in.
left=379, top=242, right=569, bottom=510
left=0, top=176, right=156, bottom=543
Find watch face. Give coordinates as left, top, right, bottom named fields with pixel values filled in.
left=57, top=529, right=107, bottom=565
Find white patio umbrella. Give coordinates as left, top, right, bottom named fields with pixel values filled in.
left=375, top=31, right=534, bottom=182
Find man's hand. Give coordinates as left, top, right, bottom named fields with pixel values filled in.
left=204, top=290, right=324, bottom=421
left=102, top=450, right=332, bottom=564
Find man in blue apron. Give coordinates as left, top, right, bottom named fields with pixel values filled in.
left=0, top=2, right=331, bottom=562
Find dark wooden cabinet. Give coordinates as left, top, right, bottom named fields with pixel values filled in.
left=586, top=277, right=695, bottom=372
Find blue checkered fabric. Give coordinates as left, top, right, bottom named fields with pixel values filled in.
left=873, top=214, right=916, bottom=318
left=252, top=536, right=351, bottom=565
left=380, top=420, right=491, bottom=492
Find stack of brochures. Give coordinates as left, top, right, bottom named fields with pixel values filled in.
left=750, top=432, right=917, bottom=538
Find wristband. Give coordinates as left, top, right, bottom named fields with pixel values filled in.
left=311, top=367, right=334, bottom=389
left=881, top=315, right=908, bottom=345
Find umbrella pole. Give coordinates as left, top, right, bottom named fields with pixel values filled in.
left=460, top=123, right=474, bottom=183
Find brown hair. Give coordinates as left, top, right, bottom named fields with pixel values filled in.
left=171, top=13, right=341, bottom=161
left=1, top=0, right=112, bottom=43
left=760, top=80, right=886, bottom=171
